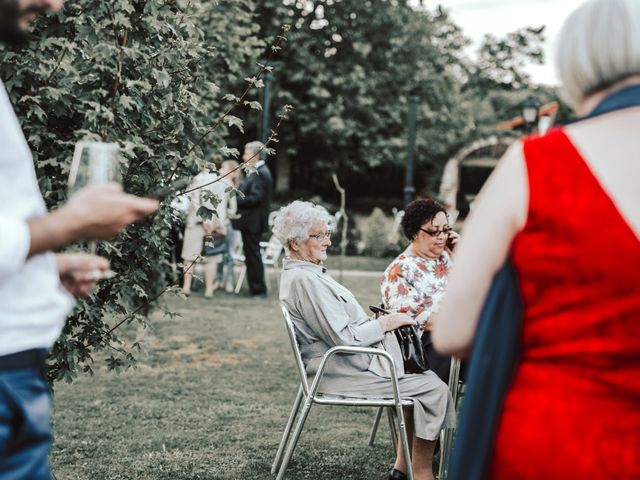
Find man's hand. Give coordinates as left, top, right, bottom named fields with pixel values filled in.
left=55, top=253, right=110, bottom=297
left=28, top=183, right=159, bottom=256
left=378, top=312, right=416, bottom=332
left=61, top=183, right=159, bottom=240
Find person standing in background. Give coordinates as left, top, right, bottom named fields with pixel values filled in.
left=216, top=159, right=242, bottom=292
left=231, top=141, right=272, bottom=298
left=180, top=164, right=234, bottom=298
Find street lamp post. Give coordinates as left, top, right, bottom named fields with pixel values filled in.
left=258, top=61, right=282, bottom=161
left=403, top=89, right=418, bottom=207
left=522, top=95, right=540, bottom=134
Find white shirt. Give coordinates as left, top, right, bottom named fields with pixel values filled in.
left=185, top=171, right=235, bottom=230
left=0, top=80, right=73, bottom=357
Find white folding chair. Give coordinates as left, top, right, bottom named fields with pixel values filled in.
left=272, top=305, right=415, bottom=480
left=233, top=235, right=284, bottom=294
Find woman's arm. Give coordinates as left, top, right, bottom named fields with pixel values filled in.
left=295, top=276, right=385, bottom=347
left=432, top=142, right=528, bottom=357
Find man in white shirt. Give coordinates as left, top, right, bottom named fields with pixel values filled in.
left=0, top=2, right=159, bottom=478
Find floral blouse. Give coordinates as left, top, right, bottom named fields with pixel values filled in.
left=381, top=247, right=452, bottom=326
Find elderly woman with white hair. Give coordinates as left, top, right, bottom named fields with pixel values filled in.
left=433, top=0, right=640, bottom=478
left=274, top=200, right=456, bottom=480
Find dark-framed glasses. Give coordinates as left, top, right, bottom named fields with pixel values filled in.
left=309, top=231, right=332, bottom=241
left=420, top=226, right=452, bottom=237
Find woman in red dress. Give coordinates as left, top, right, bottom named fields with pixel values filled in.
left=433, top=0, right=640, bottom=477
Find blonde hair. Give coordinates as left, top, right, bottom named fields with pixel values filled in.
left=220, top=160, right=241, bottom=186
left=556, top=0, right=640, bottom=108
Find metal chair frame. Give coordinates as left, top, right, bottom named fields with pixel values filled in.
left=272, top=305, right=415, bottom=480
left=437, top=357, right=463, bottom=480
left=367, top=357, right=464, bottom=479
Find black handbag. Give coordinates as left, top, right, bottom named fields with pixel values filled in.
left=394, top=325, right=429, bottom=374
left=202, top=233, right=227, bottom=257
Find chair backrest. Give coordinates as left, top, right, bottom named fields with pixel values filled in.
left=262, top=235, right=284, bottom=266
left=280, top=304, right=311, bottom=396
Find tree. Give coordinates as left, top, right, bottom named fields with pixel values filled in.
left=469, top=26, right=546, bottom=92
left=243, top=0, right=474, bottom=203
left=462, top=25, right=574, bottom=138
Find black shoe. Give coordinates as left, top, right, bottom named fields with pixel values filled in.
left=388, top=468, right=407, bottom=480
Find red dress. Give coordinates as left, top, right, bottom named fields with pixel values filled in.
left=489, top=129, right=640, bottom=479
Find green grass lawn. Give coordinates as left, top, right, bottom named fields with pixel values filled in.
left=50, top=271, right=399, bottom=480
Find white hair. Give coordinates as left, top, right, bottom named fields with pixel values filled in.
left=556, top=0, right=640, bottom=108
left=244, top=141, right=265, bottom=156
left=272, top=200, right=332, bottom=252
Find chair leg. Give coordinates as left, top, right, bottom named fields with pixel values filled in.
left=387, top=407, right=398, bottom=452
left=271, top=386, right=304, bottom=475
left=438, top=357, right=462, bottom=480
left=394, top=404, right=414, bottom=480
left=275, top=399, right=313, bottom=480
left=368, top=406, right=385, bottom=446
left=438, top=427, right=455, bottom=480
left=438, top=429, right=446, bottom=480
left=234, top=265, right=246, bottom=294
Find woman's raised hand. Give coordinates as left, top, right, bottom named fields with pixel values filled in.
left=378, top=313, right=417, bottom=332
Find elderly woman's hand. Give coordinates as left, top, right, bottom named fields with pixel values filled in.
left=378, top=313, right=417, bottom=332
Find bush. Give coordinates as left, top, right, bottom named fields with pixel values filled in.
left=362, top=208, right=389, bottom=257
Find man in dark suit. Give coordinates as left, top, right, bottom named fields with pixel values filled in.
left=232, top=141, right=273, bottom=298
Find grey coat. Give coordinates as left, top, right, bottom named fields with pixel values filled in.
left=279, top=259, right=456, bottom=440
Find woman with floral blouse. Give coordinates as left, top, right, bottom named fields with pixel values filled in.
left=381, top=199, right=459, bottom=382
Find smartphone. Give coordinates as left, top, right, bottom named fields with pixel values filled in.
left=148, top=177, right=191, bottom=200
left=446, top=232, right=456, bottom=250
left=369, top=304, right=390, bottom=315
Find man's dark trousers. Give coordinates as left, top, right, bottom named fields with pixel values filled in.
left=242, top=231, right=266, bottom=296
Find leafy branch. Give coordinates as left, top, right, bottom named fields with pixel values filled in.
left=178, top=105, right=293, bottom=197
left=165, top=24, right=291, bottom=182
left=94, top=104, right=292, bottom=353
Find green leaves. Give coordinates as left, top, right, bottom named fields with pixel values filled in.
left=224, top=115, right=244, bottom=133
left=0, top=0, right=265, bottom=383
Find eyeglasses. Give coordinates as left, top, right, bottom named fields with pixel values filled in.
left=309, top=231, right=332, bottom=241
left=419, top=227, right=451, bottom=237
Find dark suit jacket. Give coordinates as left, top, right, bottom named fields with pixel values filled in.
left=232, top=163, right=273, bottom=234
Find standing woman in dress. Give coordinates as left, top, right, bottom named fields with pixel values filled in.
left=433, top=0, right=640, bottom=478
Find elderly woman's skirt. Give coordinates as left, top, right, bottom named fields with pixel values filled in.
left=313, top=366, right=456, bottom=441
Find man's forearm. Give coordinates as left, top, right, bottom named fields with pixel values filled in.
left=27, top=208, right=78, bottom=257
